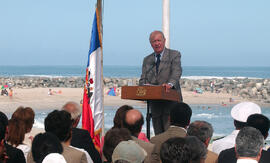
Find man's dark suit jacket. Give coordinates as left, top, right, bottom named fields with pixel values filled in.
left=5, top=143, right=26, bottom=163
left=218, top=147, right=270, bottom=163
left=71, top=128, right=102, bottom=163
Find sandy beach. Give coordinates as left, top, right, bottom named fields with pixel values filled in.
left=1, top=87, right=269, bottom=114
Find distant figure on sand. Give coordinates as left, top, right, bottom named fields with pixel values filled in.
left=9, top=88, right=13, bottom=98
left=48, top=89, right=53, bottom=96
left=1, top=89, right=8, bottom=96
left=210, top=81, right=214, bottom=93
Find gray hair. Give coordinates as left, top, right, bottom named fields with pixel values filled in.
left=185, top=136, right=207, bottom=161
left=187, top=121, right=213, bottom=143
left=62, top=101, right=81, bottom=120
left=149, top=30, right=165, bottom=42
left=236, top=127, right=264, bottom=158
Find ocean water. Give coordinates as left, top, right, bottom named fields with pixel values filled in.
left=5, top=104, right=270, bottom=142
left=0, top=65, right=270, bottom=78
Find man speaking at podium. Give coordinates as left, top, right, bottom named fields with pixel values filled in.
left=139, top=30, right=183, bottom=135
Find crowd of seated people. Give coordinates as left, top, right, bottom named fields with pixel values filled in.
left=0, top=101, right=269, bottom=163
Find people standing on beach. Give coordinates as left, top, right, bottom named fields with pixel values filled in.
left=212, top=102, right=261, bottom=154
left=139, top=30, right=183, bottom=135
left=150, top=102, right=192, bottom=162
left=62, top=101, right=101, bottom=163
left=210, top=81, right=215, bottom=93
left=122, top=109, right=154, bottom=163
left=8, top=88, right=13, bottom=98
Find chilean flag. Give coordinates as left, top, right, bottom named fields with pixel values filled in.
left=82, top=8, right=103, bottom=152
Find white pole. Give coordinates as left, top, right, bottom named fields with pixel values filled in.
left=162, top=0, right=170, bottom=48
left=97, top=0, right=104, bottom=137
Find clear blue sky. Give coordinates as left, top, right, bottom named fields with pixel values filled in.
left=0, top=0, right=269, bottom=66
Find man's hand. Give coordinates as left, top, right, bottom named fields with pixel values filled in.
left=162, top=83, right=172, bottom=92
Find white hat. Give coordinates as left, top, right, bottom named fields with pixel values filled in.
left=231, top=102, right=261, bottom=122
left=112, top=140, right=147, bottom=163
left=42, top=153, right=67, bottom=163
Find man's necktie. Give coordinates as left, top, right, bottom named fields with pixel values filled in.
left=156, top=54, right=161, bottom=73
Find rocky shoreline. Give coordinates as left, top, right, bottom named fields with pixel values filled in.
left=1, top=77, right=269, bottom=103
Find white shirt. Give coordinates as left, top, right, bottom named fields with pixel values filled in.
left=17, top=144, right=30, bottom=161
left=42, top=153, right=67, bottom=163
left=212, top=130, right=239, bottom=154
left=237, top=158, right=258, bottom=163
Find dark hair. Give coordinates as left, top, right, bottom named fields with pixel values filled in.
left=0, top=112, right=8, bottom=141
left=115, top=160, right=130, bottom=163
left=170, top=102, right=192, bottom=127
left=6, top=119, right=26, bottom=147
left=45, top=110, right=72, bottom=142
left=103, top=128, right=132, bottom=162
left=187, top=121, right=213, bottom=143
left=122, top=111, right=144, bottom=136
left=247, top=114, right=269, bottom=138
left=113, top=105, right=133, bottom=129
left=160, top=137, right=190, bottom=163
left=32, top=132, right=63, bottom=163
left=185, top=136, right=207, bottom=163
left=12, top=106, right=35, bottom=133
left=234, top=120, right=247, bottom=129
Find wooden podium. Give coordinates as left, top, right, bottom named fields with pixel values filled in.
left=121, top=85, right=180, bottom=139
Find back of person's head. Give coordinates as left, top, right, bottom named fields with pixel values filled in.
left=45, top=110, right=72, bottom=142
left=113, top=105, right=133, bottom=129
left=0, top=112, right=8, bottom=141
left=233, top=120, right=247, bottom=130
left=236, top=127, right=264, bottom=158
left=112, top=140, right=147, bottom=163
left=32, top=132, right=63, bottom=163
left=103, top=128, right=132, bottom=163
left=0, top=112, right=7, bottom=162
left=0, top=123, right=5, bottom=142
left=160, top=137, right=190, bottom=163
left=122, top=109, right=144, bottom=137
left=185, top=136, right=207, bottom=163
left=114, top=160, right=130, bottom=163
left=187, top=121, right=213, bottom=146
left=170, top=102, right=192, bottom=128
left=247, top=114, right=269, bottom=139
left=11, top=106, right=35, bottom=133
left=62, top=101, right=81, bottom=121
left=6, top=119, right=26, bottom=147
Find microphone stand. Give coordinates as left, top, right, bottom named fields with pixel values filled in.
left=144, top=63, right=155, bottom=140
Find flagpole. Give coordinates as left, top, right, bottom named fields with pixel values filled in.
left=162, top=0, right=170, bottom=48
left=96, top=0, right=104, bottom=138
